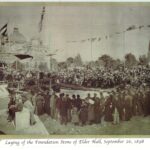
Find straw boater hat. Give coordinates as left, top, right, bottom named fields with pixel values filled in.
left=88, top=99, right=95, bottom=105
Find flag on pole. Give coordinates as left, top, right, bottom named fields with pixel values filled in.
left=39, top=6, right=45, bottom=32
left=0, top=23, right=7, bottom=33
left=0, top=23, right=8, bottom=45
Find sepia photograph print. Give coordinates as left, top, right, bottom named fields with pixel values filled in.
left=0, top=2, right=150, bottom=136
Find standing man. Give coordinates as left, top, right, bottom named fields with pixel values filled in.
left=93, top=93, right=101, bottom=124
left=50, top=91, right=57, bottom=119
left=66, top=94, right=72, bottom=122
left=59, top=93, right=68, bottom=125
left=112, top=93, right=120, bottom=125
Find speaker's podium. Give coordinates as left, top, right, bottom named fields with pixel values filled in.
left=15, top=107, right=30, bottom=131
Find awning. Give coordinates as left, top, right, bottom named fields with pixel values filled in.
left=14, top=54, right=33, bottom=60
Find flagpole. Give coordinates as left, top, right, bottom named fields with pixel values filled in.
left=122, top=20, right=125, bottom=70
left=50, top=55, right=52, bottom=72
left=91, top=39, right=93, bottom=61
left=29, top=57, right=32, bottom=73
left=16, top=60, right=18, bottom=70
left=8, top=33, right=12, bottom=72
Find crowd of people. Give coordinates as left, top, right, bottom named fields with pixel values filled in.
left=55, top=65, right=150, bottom=88
left=7, top=85, right=150, bottom=126
left=1, top=65, right=150, bottom=90
left=0, top=64, right=150, bottom=127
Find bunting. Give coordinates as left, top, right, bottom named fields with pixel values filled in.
left=0, top=23, right=7, bottom=33
left=139, top=25, right=144, bottom=30
left=91, top=37, right=97, bottom=42
left=66, top=24, right=150, bottom=44
left=126, top=25, right=136, bottom=31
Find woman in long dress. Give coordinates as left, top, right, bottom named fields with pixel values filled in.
left=71, top=107, right=79, bottom=125
left=35, top=93, right=44, bottom=116
left=87, top=102, right=95, bottom=124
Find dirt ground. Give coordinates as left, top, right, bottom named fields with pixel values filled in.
left=40, top=114, right=150, bottom=135
left=1, top=108, right=150, bottom=135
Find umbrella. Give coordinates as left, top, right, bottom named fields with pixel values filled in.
left=15, top=54, right=33, bottom=60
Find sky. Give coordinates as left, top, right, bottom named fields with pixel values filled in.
left=1, top=3, right=150, bottom=62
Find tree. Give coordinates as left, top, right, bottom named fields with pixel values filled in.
left=125, top=53, right=137, bottom=67
left=74, top=54, right=83, bottom=66
left=98, top=54, right=113, bottom=68
left=66, top=57, right=74, bottom=67
left=87, top=61, right=96, bottom=68
left=139, top=55, right=148, bottom=65
left=111, top=59, right=122, bottom=69
left=58, top=62, right=67, bottom=70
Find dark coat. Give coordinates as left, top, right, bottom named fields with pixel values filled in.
left=88, top=104, right=95, bottom=122
left=104, top=98, right=114, bottom=122
left=94, top=100, right=102, bottom=123
left=74, top=98, right=82, bottom=111
left=144, top=92, right=150, bottom=116
left=44, top=94, right=51, bottom=115
left=60, top=99, right=68, bottom=117
left=79, top=105, right=88, bottom=124
left=36, top=95, right=44, bottom=115
left=124, top=97, right=132, bottom=121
